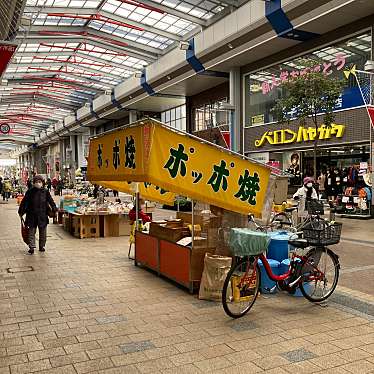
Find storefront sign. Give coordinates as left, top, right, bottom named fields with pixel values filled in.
left=0, top=123, right=10, bottom=134
left=0, top=44, right=17, bottom=76
left=88, top=120, right=271, bottom=216
left=255, top=123, right=345, bottom=148
left=250, top=152, right=269, bottom=164
left=251, top=114, right=265, bottom=125
left=261, top=53, right=346, bottom=95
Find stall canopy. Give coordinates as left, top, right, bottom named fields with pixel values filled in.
left=98, top=180, right=175, bottom=206
left=87, top=119, right=271, bottom=216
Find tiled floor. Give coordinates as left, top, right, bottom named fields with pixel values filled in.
left=0, top=200, right=373, bottom=373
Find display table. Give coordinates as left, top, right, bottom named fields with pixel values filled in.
left=62, top=211, right=131, bottom=239
left=135, top=231, right=215, bottom=293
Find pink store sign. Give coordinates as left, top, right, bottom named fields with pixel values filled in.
left=261, top=53, right=347, bottom=95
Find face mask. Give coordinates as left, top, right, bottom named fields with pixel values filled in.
left=34, top=182, right=43, bottom=189
left=306, top=183, right=313, bottom=188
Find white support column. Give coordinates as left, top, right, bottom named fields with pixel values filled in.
left=229, top=67, right=241, bottom=153
left=69, top=135, right=77, bottom=183
left=129, top=110, right=137, bottom=123
left=59, top=140, right=65, bottom=179
left=77, top=135, right=84, bottom=169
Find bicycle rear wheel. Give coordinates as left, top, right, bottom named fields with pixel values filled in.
left=299, top=248, right=339, bottom=302
left=222, top=257, right=260, bottom=318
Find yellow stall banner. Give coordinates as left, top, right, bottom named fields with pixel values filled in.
left=147, top=125, right=270, bottom=216
left=87, top=120, right=271, bottom=216
left=87, top=125, right=145, bottom=182
left=98, top=180, right=175, bottom=206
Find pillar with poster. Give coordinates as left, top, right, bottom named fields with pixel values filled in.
left=283, top=151, right=302, bottom=188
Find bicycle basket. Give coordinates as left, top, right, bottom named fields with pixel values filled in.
left=306, top=200, right=324, bottom=215
left=229, top=228, right=271, bottom=256
left=302, top=221, right=342, bottom=246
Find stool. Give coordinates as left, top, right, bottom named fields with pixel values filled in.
left=128, top=222, right=136, bottom=259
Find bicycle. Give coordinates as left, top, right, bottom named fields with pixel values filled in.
left=222, top=217, right=341, bottom=318
left=271, top=199, right=326, bottom=232
left=247, top=214, right=291, bottom=232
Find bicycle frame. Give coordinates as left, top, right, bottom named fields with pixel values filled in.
left=255, top=254, right=292, bottom=282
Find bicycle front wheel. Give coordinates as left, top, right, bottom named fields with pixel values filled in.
left=271, top=212, right=292, bottom=230
left=222, top=258, right=260, bottom=318
left=299, top=248, right=340, bottom=302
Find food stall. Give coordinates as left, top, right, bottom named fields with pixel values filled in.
left=86, top=119, right=273, bottom=292
left=59, top=194, right=135, bottom=239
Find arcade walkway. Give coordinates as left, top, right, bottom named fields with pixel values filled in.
left=0, top=200, right=373, bottom=374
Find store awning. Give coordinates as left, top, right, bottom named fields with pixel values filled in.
left=87, top=119, right=271, bottom=216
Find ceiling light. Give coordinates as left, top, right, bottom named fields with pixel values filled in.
left=20, top=16, right=32, bottom=27
left=179, top=41, right=190, bottom=51
left=227, top=43, right=233, bottom=49
left=364, top=60, right=374, bottom=72
left=134, top=71, right=142, bottom=78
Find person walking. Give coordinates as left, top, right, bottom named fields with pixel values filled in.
left=0, top=177, right=3, bottom=199
left=3, top=178, right=11, bottom=201
left=46, top=178, right=52, bottom=192
left=18, top=175, right=57, bottom=254
left=57, top=179, right=64, bottom=196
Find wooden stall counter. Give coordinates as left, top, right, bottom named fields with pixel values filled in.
left=62, top=211, right=131, bottom=239
left=135, top=231, right=215, bottom=293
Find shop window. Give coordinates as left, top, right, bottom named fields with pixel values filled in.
left=244, top=32, right=371, bottom=128
left=193, top=99, right=229, bottom=132
left=161, top=104, right=186, bottom=131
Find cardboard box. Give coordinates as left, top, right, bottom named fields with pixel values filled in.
left=150, top=222, right=189, bottom=242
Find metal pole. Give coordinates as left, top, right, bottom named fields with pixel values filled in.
left=354, top=70, right=374, bottom=211
left=135, top=182, right=139, bottom=231
left=191, top=200, right=194, bottom=250
left=371, top=25, right=374, bottom=210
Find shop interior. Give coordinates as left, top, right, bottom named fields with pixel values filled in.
left=267, top=144, right=372, bottom=218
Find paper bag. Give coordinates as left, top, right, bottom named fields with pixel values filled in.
left=199, top=254, right=232, bottom=301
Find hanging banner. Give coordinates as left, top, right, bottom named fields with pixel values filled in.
left=87, top=120, right=271, bottom=216
left=87, top=125, right=145, bottom=181
left=98, top=180, right=175, bottom=205
left=0, top=44, right=17, bottom=76
left=147, top=125, right=270, bottom=216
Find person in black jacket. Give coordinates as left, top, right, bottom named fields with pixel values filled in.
left=18, top=175, right=57, bottom=254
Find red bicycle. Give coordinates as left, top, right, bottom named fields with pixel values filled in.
left=222, top=221, right=341, bottom=318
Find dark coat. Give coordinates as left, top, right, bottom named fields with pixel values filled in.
left=18, top=187, right=57, bottom=228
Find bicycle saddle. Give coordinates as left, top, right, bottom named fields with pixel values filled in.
left=288, top=238, right=309, bottom=248
left=285, top=207, right=297, bottom=212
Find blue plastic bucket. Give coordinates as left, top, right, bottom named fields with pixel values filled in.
left=267, top=231, right=290, bottom=263
left=258, top=259, right=280, bottom=294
